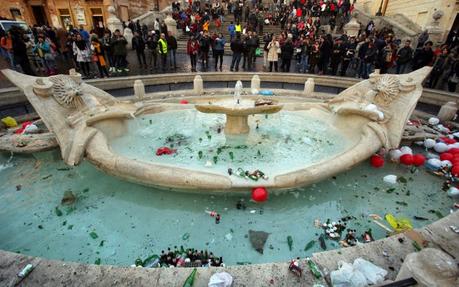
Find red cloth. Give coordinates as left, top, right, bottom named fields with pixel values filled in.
left=156, top=147, right=177, bottom=156
left=15, top=121, right=32, bottom=134
left=296, top=9, right=302, bottom=17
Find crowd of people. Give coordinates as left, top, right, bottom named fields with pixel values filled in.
left=1, top=0, right=458, bottom=92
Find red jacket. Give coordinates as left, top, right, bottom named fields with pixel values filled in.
left=187, top=40, right=199, bottom=55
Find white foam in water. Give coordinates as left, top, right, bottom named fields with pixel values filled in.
left=0, top=163, right=12, bottom=172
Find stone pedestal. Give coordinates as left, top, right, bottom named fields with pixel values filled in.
left=396, top=248, right=458, bottom=287
left=426, top=11, right=446, bottom=45
left=194, top=75, right=203, bottom=95
left=106, top=6, right=124, bottom=34
left=344, top=12, right=361, bottom=38
left=304, top=78, right=315, bottom=96
left=437, top=101, right=458, bottom=122
left=123, top=28, right=133, bottom=50
left=164, top=14, right=178, bottom=36
left=133, top=80, right=145, bottom=100
left=225, top=115, right=250, bottom=135
left=251, top=75, right=260, bottom=91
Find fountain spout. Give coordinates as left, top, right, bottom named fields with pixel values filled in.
left=234, top=80, right=243, bottom=105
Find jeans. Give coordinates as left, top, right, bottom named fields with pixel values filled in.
left=136, top=50, right=146, bottom=65
left=230, top=52, right=241, bottom=71
left=358, top=59, right=366, bottom=78
left=300, top=55, right=308, bottom=73
left=281, top=59, right=291, bottom=72
left=214, top=50, right=223, bottom=69
left=160, top=53, right=167, bottom=71
left=396, top=62, right=408, bottom=74
left=149, top=50, right=157, bottom=68
left=78, top=61, right=90, bottom=76
left=169, top=49, right=177, bottom=68
left=362, top=62, right=373, bottom=79
left=190, top=54, right=197, bottom=70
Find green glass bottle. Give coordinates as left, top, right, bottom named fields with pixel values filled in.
left=306, top=257, right=322, bottom=279
left=182, top=268, right=197, bottom=287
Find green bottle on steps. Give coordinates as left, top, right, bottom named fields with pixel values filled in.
left=182, top=268, right=197, bottom=287
left=306, top=257, right=322, bottom=279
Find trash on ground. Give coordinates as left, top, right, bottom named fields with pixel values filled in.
left=331, top=258, right=387, bottom=287
left=383, top=175, right=397, bottom=184
left=208, top=272, right=233, bottom=287
left=1, top=116, right=18, bottom=128
left=306, top=257, right=322, bottom=279
left=288, top=258, right=303, bottom=277
left=183, top=268, right=197, bottom=287
left=17, top=263, right=34, bottom=278
left=385, top=213, right=412, bottom=233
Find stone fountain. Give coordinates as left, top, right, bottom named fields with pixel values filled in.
left=195, top=81, right=283, bottom=135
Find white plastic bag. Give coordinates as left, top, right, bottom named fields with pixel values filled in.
left=208, top=272, right=233, bottom=287
left=383, top=175, right=397, bottom=184
left=330, top=261, right=367, bottom=287
left=353, top=258, right=388, bottom=285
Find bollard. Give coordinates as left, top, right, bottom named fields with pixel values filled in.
left=251, top=75, right=260, bottom=91
left=303, top=78, right=315, bottom=96
left=437, top=101, right=457, bottom=122
left=133, top=80, right=145, bottom=100
left=194, top=75, right=203, bottom=95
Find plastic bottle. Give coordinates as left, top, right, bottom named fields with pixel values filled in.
left=306, top=257, right=322, bottom=279
left=182, top=268, right=197, bottom=287
left=143, top=254, right=160, bottom=268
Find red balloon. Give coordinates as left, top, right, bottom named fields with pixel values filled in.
left=452, top=165, right=459, bottom=177
left=251, top=187, right=268, bottom=202
left=370, top=154, right=384, bottom=168
left=450, top=148, right=459, bottom=154
left=440, top=137, right=456, bottom=144
left=412, top=154, right=426, bottom=166
left=440, top=153, right=454, bottom=161
left=452, top=159, right=459, bottom=167
left=400, top=154, right=413, bottom=165
left=179, top=99, right=189, bottom=104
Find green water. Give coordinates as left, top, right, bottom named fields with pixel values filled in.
left=109, top=110, right=351, bottom=177
left=0, top=150, right=453, bottom=266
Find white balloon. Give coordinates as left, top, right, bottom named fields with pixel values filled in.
left=434, top=142, right=448, bottom=153
left=448, top=143, right=459, bottom=150
left=376, top=110, right=384, bottom=120
left=428, top=117, right=440, bottom=125
left=447, top=187, right=459, bottom=198
left=389, top=149, right=402, bottom=161
left=441, top=160, right=452, bottom=168
left=383, top=175, right=397, bottom=184
left=426, top=158, right=442, bottom=169
left=400, top=146, right=413, bottom=155
left=424, top=138, right=436, bottom=149
left=364, top=104, right=378, bottom=111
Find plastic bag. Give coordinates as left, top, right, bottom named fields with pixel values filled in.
left=353, top=258, right=387, bottom=285
left=1, top=116, right=18, bottom=128
left=385, top=213, right=412, bottom=232
left=259, top=90, right=274, bottom=96
left=208, top=272, right=233, bottom=287
left=383, top=175, right=397, bottom=184
left=330, top=261, right=367, bottom=287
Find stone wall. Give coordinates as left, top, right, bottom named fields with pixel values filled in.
left=0, top=0, right=36, bottom=25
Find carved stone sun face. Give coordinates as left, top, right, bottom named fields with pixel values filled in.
left=49, top=75, right=84, bottom=109
left=373, top=75, right=400, bottom=107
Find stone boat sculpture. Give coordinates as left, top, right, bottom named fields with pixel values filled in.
left=2, top=68, right=431, bottom=191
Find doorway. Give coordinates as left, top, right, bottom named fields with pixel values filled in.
left=31, top=5, right=48, bottom=26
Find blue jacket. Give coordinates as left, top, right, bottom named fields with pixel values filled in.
left=214, top=38, right=226, bottom=51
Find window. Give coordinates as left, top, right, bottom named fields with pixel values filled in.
left=59, top=9, right=73, bottom=30
left=10, top=8, right=22, bottom=20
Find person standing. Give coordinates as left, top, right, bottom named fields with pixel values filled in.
left=318, top=35, right=332, bottom=75
left=10, top=27, right=35, bottom=75
left=91, top=36, right=109, bottom=78
left=72, top=33, right=91, bottom=77
left=187, top=35, right=200, bottom=72
left=199, top=32, right=211, bottom=70
left=281, top=38, right=294, bottom=72
left=102, top=31, right=114, bottom=72
left=396, top=39, right=413, bottom=74
left=111, top=29, right=129, bottom=73
left=428, top=48, right=449, bottom=89
left=167, top=32, right=178, bottom=69
left=330, top=38, right=345, bottom=75
left=308, top=40, right=321, bottom=74
left=132, top=31, right=147, bottom=69
left=1, top=31, right=15, bottom=69
left=267, top=35, right=280, bottom=72
left=341, top=37, right=357, bottom=76
left=447, top=53, right=459, bottom=92
left=147, top=32, right=158, bottom=71
left=213, top=33, right=225, bottom=71
left=158, top=33, right=168, bottom=72
left=412, top=41, right=434, bottom=70
left=247, top=32, right=258, bottom=71
left=263, top=33, right=272, bottom=69
left=230, top=34, right=243, bottom=71
left=363, top=41, right=377, bottom=79
left=228, top=21, right=236, bottom=41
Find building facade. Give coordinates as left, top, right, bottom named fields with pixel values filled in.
left=0, top=0, right=159, bottom=30
left=357, top=0, right=459, bottom=41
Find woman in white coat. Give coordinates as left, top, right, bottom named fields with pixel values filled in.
left=267, top=35, right=280, bottom=72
